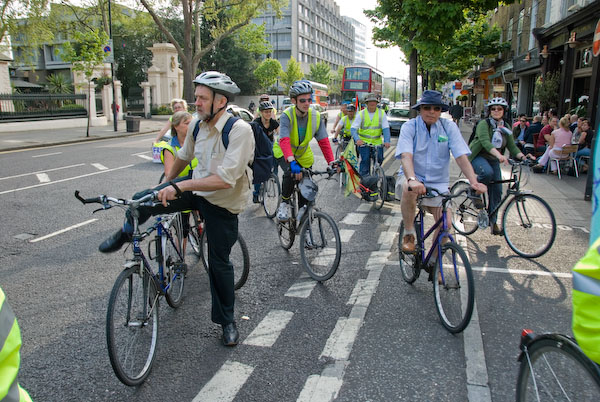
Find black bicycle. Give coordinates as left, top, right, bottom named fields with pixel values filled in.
left=451, top=159, right=556, bottom=258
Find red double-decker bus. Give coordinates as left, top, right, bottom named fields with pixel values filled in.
left=341, top=65, right=383, bottom=105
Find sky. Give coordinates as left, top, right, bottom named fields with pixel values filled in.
left=337, top=0, right=410, bottom=80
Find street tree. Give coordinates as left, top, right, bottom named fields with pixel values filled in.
left=328, top=65, right=344, bottom=104
left=62, top=29, right=110, bottom=137
left=254, top=58, right=283, bottom=93
left=307, top=61, right=330, bottom=85
left=366, top=0, right=513, bottom=115
left=137, top=0, right=285, bottom=102
left=281, top=57, right=303, bottom=91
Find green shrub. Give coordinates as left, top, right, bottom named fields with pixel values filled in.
left=60, top=103, right=85, bottom=111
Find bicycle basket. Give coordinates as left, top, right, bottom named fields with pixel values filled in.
left=299, top=177, right=319, bottom=202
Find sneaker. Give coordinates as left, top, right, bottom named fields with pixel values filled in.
left=277, top=203, right=291, bottom=222
left=401, top=234, right=416, bottom=253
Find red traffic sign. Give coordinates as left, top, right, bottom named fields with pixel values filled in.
left=593, top=18, right=600, bottom=57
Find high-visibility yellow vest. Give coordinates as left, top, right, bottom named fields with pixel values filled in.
left=273, top=106, right=321, bottom=167
left=160, top=138, right=198, bottom=178
left=340, top=115, right=354, bottom=138
left=0, top=288, right=33, bottom=402
left=572, top=237, right=600, bottom=364
left=358, top=108, right=384, bottom=145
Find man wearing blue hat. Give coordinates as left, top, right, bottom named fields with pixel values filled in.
left=396, top=90, right=486, bottom=255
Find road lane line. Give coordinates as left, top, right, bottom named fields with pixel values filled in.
left=36, top=173, right=50, bottom=183
left=32, top=152, right=62, bottom=158
left=242, top=309, right=294, bottom=347
left=0, top=163, right=85, bottom=181
left=471, top=266, right=572, bottom=278
left=135, top=154, right=153, bottom=161
left=91, top=163, right=108, bottom=170
left=29, top=219, right=97, bottom=243
left=0, top=164, right=134, bottom=195
left=192, top=360, right=254, bottom=402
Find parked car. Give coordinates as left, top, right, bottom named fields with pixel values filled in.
left=387, top=107, right=410, bottom=136
left=279, top=97, right=292, bottom=113
left=226, top=104, right=254, bottom=122
left=310, top=103, right=328, bottom=127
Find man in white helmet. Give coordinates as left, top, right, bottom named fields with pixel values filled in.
left=98, top=71, right=255, bottom=347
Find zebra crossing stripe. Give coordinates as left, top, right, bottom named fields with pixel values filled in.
left=285, top=279, right=318, bottom=298
left=242, top=310, right=294, bottom=347
left=192, top=360, right=254, bottom=402
left=340, top=213, right=366, bottom=225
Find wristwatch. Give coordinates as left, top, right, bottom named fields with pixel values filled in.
left=407, top=177, right=417, bottom=182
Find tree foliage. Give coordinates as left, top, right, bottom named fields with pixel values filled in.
left=281, top=57, right=303, bottom=90
left=46, top=72, right=73, bottom=93
left=534, top=71, right=560, bottom=112
left=307, top=61, right=330, bottom=84
left=328, top=65, right=344, bottom=97
left=254, top=58, right=283, bottom=93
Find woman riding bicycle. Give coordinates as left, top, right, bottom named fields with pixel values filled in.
left=160, top=110, right=198, bottom=254
left=468, top=97, right=531, bottom=235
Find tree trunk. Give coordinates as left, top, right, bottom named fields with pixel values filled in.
left=409, top=48, right=418, bottom=118
left=182, top=56, right=195, bottom=105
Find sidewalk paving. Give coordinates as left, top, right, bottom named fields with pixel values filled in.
left=0, top=116, right=167, bottom=152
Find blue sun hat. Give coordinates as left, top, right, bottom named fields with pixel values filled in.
left=412, top=90, right=449, bottom=112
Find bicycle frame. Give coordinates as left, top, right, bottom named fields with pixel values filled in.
left=484, top=163, right=527, bottom=220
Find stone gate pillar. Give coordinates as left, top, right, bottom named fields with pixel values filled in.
left=146, top=43, right=183, bottom=107
left=141, top=82, right=152, bottom=118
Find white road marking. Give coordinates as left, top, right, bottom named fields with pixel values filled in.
left=471, top=266, right=572, bottom=278
left=0, top=163, right=85, bottom=181
left=320, top=317, right=362, bottom=360
left=192, top=360, right=254, bottom=402
left=29, top=219, right=97, bottom=243
left=285, top=279, right=317, bottom=298
left=298, top=372, right=344, bottom=402
left=340, top=213, right=366, bottom=225
left=36, top=173, right=50, bottom=183
left=242, top=309, right=294, bottom=347
left=377, top=231, right=396, bottom=250
left=135, top=154, right=153, bottom=161
left=91, top=163, right=108, bottom=170
left=0, top=164, right=134, bottom=195
left=356, top=203, right=372, bottom=212
left=365, top=250, right=390, bottom=270
left=32, top=152, right=62, bottom=158
left=339, top=229, right=354, bottom=243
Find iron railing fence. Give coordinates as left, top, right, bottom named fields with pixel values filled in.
left=0, top=93, right=88, bottom=122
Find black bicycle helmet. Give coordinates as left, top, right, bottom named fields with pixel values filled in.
left=259, top=101, right=274, bottom=111
left=298, top=177, right=319, bottom=202
left=289, top=80, right=313, bottom=98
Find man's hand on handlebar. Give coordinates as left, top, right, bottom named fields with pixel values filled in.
left=408, top=179, right=426, bottom=195
left=157, top=184, right=179, bottom=207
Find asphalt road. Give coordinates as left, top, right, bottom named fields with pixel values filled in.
left=0, top=112, right=591, bottom=401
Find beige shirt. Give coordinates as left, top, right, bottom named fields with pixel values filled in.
left=178, top=112, right=255, bottom=214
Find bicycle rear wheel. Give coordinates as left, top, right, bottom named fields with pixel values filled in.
left=277, top=219, right=296, bottom=250
left=299, top=210, right=341, bottom=281
left=516, top=334, right=600, bottom=401
left=398, top=222, right=420, bottom=284
left=450, top=180, right=480, bottom=236
left=106, top=266, right=159, bottom=386
left=199, top=230, right=250, bottom=290
left=163, top=214, right=186, bottom=308
left=262, top=174, right=281, bottom=219
left=502, top=194, right=556, bottom=258
left=188, top=211, right=202, bottom=257
left=374, top=166, right=387, bottom=210
left=433, top=243, right=474, bottom=333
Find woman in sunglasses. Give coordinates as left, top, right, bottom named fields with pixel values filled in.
left=468, top=97, right=530, bottom=235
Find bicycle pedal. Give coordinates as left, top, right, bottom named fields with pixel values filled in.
left=174, top=262, right=188, bottom=276
left=477, top=211, right=489, bottom=229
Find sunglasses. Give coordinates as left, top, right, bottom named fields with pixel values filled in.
left=421, top=105, right=441, bottom=112
left=520, top=120, right=527, bottom=123
left=297, top=98, right=313, bottom=104
left=490, top=106, right=504, bottom=112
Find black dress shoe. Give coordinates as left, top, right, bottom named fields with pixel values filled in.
left=99, top=229, right=130, bottom=253
left=222, top=322, right=239, bottom=346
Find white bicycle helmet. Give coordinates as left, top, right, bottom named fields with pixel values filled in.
left=289, top=80, right=313, bottom=98
left=193, top=71, right=240, bottom=100
left=364, top=92, right=379, bottom=102
left=488, top=97, right=508, bottom=109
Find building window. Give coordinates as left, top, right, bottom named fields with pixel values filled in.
left=507, top=17, right=513, bottom=42
left=517, top=9, right=524, bottom=54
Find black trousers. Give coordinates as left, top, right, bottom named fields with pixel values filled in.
left=128, top=178, right=238, bottom=325
left=276, top=157, right=310, bottom=209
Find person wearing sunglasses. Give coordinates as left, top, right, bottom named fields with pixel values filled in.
left=273, top=80, right=336, bottom=222
left=468, top=97, right=530, bottom=235
left=513, top=115, right=529, bottom=152
left=351, top=92, right=391, bottom=176
left=396, top=90, right=486, bottom=254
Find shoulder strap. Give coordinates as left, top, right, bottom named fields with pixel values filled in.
left=192, top=119, right=201, bottom=141
left=221, top=116, right=241, bottom=149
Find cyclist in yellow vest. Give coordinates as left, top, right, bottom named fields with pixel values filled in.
left=0, top=287, right=33, bottom=402
left=351, top=92, right=391, bottom=176
left=333, top=104, right=356, bottom=145
left=160, top=110, right=198, bottom=255
left=273, top=80, right=336, bottom=222
left=331, top=103, right=348, bottom=135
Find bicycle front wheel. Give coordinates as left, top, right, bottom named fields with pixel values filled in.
left=106, top=266, right=159, bottom=386
left=398, top=221, right=420, bottom=284
left=199, top=230, right=250, bottom=290
left=374, top=166, right=387, bottom=210
left=164, top=213, right=186, bottom=308
left=262, top=174, right=281, bottom=219
left=433, top=243, right=474, bottom=333
left=516, top=335, right=600, bottom=401
left=450, top=180, right=480, bottom=236
left=299, top=210, right=341, bottom=281
left=502, top=194, right=556, bottom=258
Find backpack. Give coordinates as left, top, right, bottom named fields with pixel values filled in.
left=193, top=115, right=274, bottom=184
left=468, top=119, right=494, bottom=145
left=385, top=175, right=396, bottom=201
left=359, top=175, right=379, bottom=202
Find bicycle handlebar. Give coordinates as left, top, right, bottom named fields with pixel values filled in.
left=409, top=185, right=470, bottom=200
left=74, top=190, right=160, bottom=212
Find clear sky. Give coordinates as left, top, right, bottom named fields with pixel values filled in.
left=337, top=0, right=409, bottom=80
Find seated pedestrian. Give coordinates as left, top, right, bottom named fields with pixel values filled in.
left=523, top=115, right=543, bottom=154
left=513, top=115, right=529, bottom=152
left=575, top=118, right=594, bottom=172
left=533, top=116, right=574, bottom=173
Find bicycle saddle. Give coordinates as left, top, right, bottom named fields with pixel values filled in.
left=299, top=177, right=319, bottom=201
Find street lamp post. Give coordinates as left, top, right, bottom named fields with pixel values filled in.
left=274, top=26, right=291, bottom=110
left=392, top=77, right=397, bottom=103
left=108, top=0, right=117, bottom=131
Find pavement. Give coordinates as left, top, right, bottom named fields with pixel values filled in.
left=1, top=114, right=593, bottom=232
